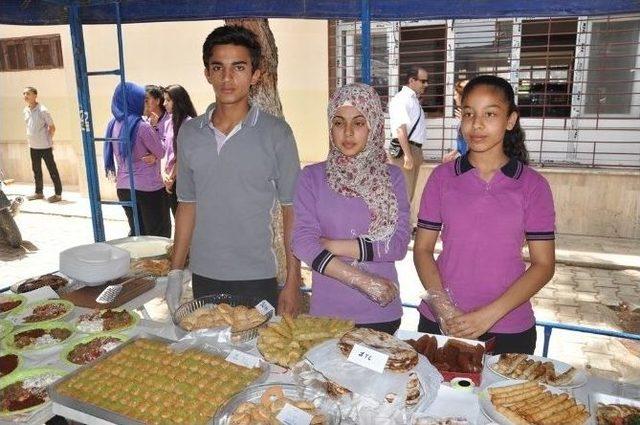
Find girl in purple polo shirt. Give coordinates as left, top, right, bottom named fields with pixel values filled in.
left=162, top=84, right=197, bottom=217
left=293, top=83, right=411, bottom=335
left=104, top=82, right=170, bottom=237
left=414, top=75, right=556, bottom=354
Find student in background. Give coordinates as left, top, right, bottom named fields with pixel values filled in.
left=104, top=82, right=170, bottom=237
left=162, top=84, right=197, bottom=217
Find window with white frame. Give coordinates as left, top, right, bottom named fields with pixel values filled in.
left=332, top=15, right=640, bottom=168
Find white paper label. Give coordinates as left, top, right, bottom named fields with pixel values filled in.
left=225, top=349, right=260, bottom=369
left=347, top=343, right=389, bottom=373
left=255, top=299, right=275, bottom=316
left=275, top=403, right=313, bottom=425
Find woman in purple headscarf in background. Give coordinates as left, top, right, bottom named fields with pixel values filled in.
left=104, top=82, right=170, bottom=237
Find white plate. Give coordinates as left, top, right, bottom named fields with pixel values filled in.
left=485, top=354, right=588, bottom=389
left=589, top=392, right=640, bottom=425
left=479, top=379, right=574, bottom=425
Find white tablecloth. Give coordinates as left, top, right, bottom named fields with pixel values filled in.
left=2, top=282, right=638, bottom=425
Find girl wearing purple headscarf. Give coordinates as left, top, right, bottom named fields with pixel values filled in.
left=104, top=82, right=170, bottom=237
left=293, top=83, right=411, bottom=335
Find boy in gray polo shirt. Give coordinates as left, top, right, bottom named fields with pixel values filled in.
left=167, top=25, right=302, bottom=315
left=22, top=87, right=63, bottom=202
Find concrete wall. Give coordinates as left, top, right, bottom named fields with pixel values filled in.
left=411, top=164, right=640, bottom=239
left=0, top=19, right=329, bottom=199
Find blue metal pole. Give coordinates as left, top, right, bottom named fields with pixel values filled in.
left=115, top=1, right=141, bottom=236
left=360, top=0, right=371, bottom=84
left=68, top=2, right=106, bottom=242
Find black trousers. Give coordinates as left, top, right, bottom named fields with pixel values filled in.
left=192, top=274, right=279, bottom=309
left=418, top=315, right=536, bottom=354
left=356, top=318, right=401, bottom=336
left=117, top=188, right=171, bottom=237
left=30, top=148, right=62, bottom=195
left=167, top=181, right=178, bottom=218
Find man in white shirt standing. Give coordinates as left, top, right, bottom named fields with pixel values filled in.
left=388, top=66, right=428, bottom=205
left=22, top=87, right=62, bottom=202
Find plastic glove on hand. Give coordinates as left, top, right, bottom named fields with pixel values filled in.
left=165, top=269, right=184, bottom=314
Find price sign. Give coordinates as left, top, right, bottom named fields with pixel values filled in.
left=225, top=349, right=260, bottom=369
left=275, top=403, right=313, bottom=425
left=347, top=343, right=389, bottom=373
left=255, top=299, right=275, bottom=316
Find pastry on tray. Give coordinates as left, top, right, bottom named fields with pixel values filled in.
left=257, top=314, right=354, bottom=368
left=339, top=328, right=418, bottom=373
left=56, top=338, right=263, bottom=425
left=179, top=303, right=267, bottom=333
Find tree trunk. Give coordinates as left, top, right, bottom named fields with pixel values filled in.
left=225, top=18, right=286, bottom=285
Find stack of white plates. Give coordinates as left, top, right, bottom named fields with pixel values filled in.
left=59, top=243, right=130, bottom=285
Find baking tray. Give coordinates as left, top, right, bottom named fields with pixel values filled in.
left=48, top=333, right=270, bottom=425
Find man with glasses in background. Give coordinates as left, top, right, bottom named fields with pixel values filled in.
left=388, top=66, right=428, bottom=218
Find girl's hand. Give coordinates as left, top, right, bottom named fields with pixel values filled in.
left=141, top=154, right=157, bottom=165
left=361, top=275, right=398, bottom=307
left=444, top=306, right=500, bottom=339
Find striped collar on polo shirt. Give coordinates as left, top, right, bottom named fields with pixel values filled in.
left=454, top=154, right=524, bottom=180
left=200, top=103, right=260, bottom=129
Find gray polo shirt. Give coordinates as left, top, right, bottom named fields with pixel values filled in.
left=177, top=103, right=300, bottom=281
left=23, top=103, right=54, bottom=149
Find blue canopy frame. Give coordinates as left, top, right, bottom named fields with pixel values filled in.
left=2, top=0, right=640, bottom=355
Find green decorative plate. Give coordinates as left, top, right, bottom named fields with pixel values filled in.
left=0, top=294, right=27, bottom=316
left=3, top=321, right=76, bottom=352
left=0, top=367, right=67, bottom=416
left=8, top=299, right=74, bottom=325
left=60, top=332, right=129, bottom=366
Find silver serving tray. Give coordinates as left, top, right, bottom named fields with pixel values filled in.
left=48, top=333, right=269, bottom=425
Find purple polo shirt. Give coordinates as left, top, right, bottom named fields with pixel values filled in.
left=417, top=155, right=555, bottom=333
left=292, top=162, right=410, bottom=324
left=113, top=120, right=165, bottom=192
left=162, top=116, right=191, bottom=175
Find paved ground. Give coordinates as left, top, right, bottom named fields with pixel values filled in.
left=2, top=182, right=639, bottom=384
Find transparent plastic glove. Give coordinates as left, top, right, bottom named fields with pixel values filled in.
left=331, top=265, right=398, bottom=307
left=422, top=288, right=462, bottom=335
left=165, top=269, right=184, bottom=314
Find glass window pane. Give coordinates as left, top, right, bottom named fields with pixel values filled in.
left=585, top=19, right=640, bottom=115
left=518, top=18, right=577, bottom=118
left=400, top=25, right=446, bottom=117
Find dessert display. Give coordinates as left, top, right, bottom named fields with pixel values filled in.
left=75, top=309, right=137, bottom=333
left=55, top=338, right=264, bottom=424
left=406, top=335, right=484, bottom=374
left=179, top=303, right=267, bottom=332
left=13, top=299, right=74, bottom=324
left=0, top=353, right=20, bottom=378
left=0, top=294, right=25, bottom=314
left=131, top=258, right=171, bottom=276
left=488, top=381, right=588, bottom=425
left=4, top=323, right=75, bottom=351
left=16, top=274, right=68, bottom=293
left=596, top=402, right=640, bottom=425
left=0, top=368, right=65, bottom=415
left=257, top=315, right=354, bottom=367
left=228, top=385, right=326, bottom=424
left=64, top=334, right=127, bottom=365
left=490, top=353, right=578, bottom=386
left=339, top=328, right=419, bottom=373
